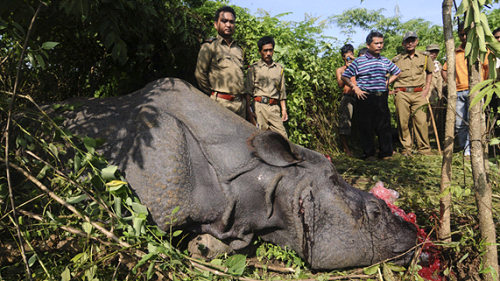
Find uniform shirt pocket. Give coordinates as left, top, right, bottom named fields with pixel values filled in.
left=400, top=66, right=412, bottom=79
left=216, top=54, right=232, bottom=68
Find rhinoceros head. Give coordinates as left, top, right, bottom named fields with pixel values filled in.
left=249, top=131, right=417, bottom=270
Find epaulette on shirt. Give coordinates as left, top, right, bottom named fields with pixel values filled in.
left=392, top=54, right=402, bottom=63
left=202, top=37, right=216, bottom=44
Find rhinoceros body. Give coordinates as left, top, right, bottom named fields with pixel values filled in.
left=54, top=78, right=416, bottom=270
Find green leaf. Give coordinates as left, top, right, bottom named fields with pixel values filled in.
left=71, top=253, right=84, bottom=263
left=13, top=22, right=25, bottom=36
left=456, top=0, right=469, bottom=16
left=28, top=254, right=37, bottom=267
left=133, top=216, right=145, bottom=236
left=211, top=259, right=223, bottom=267
left=41, top=42, right=59, bottom=50
left=385, top=263, right=406, bottom=272
left=477, top=24, right=487, bottom=52
left=66, top=194, right=88, bottom=204
left=101, top=165, right=118, bottom=181
left=171, top=206, right=180, bottom=215
left=173, top=230, right=182, bottom=237
left=27, top=52, right=35, bottom=67
left=48, top=143, right=59, bottom=158
left=105, top=32, right=115, bottom=49
left=83, top=136, right=96, bottom=153
left=46, top=211, right=56, bottom=222
left=472, top=0, right=481, bottom=24
left=364, top=264, right=380, bottom=275
left=114, top=196, right=122, bottom=218
left=74, top=154, right=82, bottom=175
left=61, top=267, right=71, bottom=281
left=148, top=242, right=158, bottom=254
left=490, top=138, right=500, bottom=145
left=130, top=202, right=149, bottom=215
left=35, top=54, right=45, bottom=69
left=147, top=260, right=155, bottom=280
left=225, top=254, right=246, bottom=276
left=36, top=165, right=50, bottom=180
left=133, top=253, right=156, bottom=273
left=470, top=79, right=493, bottom=94
left=382, top=263, right=396, bottom=281
left=470, top=84, right=493, bottom=109
left=82, top=222, right=93, bottom=234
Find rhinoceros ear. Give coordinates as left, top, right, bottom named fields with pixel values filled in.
left=248, top=131, right=302, bottom=167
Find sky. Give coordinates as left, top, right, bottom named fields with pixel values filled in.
left=229, top=0, right=500, bottom=46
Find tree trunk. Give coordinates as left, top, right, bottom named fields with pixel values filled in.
left=469, top=61, right=499, bottom=281
left=439, top=0, right=456, bottom=243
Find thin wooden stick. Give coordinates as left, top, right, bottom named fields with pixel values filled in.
left=427, top=97, right=442, bottom=155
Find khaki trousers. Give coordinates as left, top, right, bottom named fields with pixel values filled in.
left=255, top=102, right=288, bottom=138
left=211, top=94, right=246, bottom=119
left=395, top=91, right=431, bottom=153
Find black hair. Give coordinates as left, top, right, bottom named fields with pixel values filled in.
left=358, top=47, right=369, bottom=57
left=340, top=44, right=354, bottom=56
left=458, top=22, right=465, bottom=33
left=493, top=27, right=500, bottom=35
left=257, top=36, right=275, bottom=51
left=214, top=6, right=236, bottom=22
left=366, top=31, right=384, bottom=45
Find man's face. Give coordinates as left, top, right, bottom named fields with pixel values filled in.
left=214, top=11, right=235, bottom=38
left=367, top=37, right=384, bottom=55
left=342, top=51, right=355, bottom=66
left=259, top=43, right=274, bottom=64
left=494, top=31, right=500, bottom=43
left=429, top=50, right=439, bottom=60
left=402, top=37, right=418, bottom=52
left=458, top=30, right=467, bottom=45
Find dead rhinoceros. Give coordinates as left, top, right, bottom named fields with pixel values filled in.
left=54, top=78, right=417, bottom=270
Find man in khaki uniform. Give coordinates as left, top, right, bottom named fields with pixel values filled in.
left=426, top=44, right=445, bottom=138
left=392, top=31, right=434, bottom=156
left=245, top=36, right=288, bottom=138
left=195, top=6, right=252, bottom=121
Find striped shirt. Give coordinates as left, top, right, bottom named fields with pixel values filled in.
left=342, top=52, right=401, bottom=92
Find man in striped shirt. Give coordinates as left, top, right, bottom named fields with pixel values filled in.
left=341, top=31, right=401, bottom=161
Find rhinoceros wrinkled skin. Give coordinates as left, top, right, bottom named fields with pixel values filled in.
left=52, top=78, right=417, bottom=270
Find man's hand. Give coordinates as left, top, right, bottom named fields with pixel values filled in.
left=246, top=106, right=257, bottom=126
left=282, top=108, right=288, bottom=122
left=353, top=86, right=368, bottom=100
left=421, top=88, right=430, bottom=99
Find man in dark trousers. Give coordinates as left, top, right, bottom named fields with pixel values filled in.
left=342, top=31, right=401, bottom=161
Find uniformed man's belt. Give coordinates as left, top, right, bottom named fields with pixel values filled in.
left=254, top=96, right=278, bottom=105
left=395, top=87, right=423, bottom=93
left=212, top=91, right=241, bottom=101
